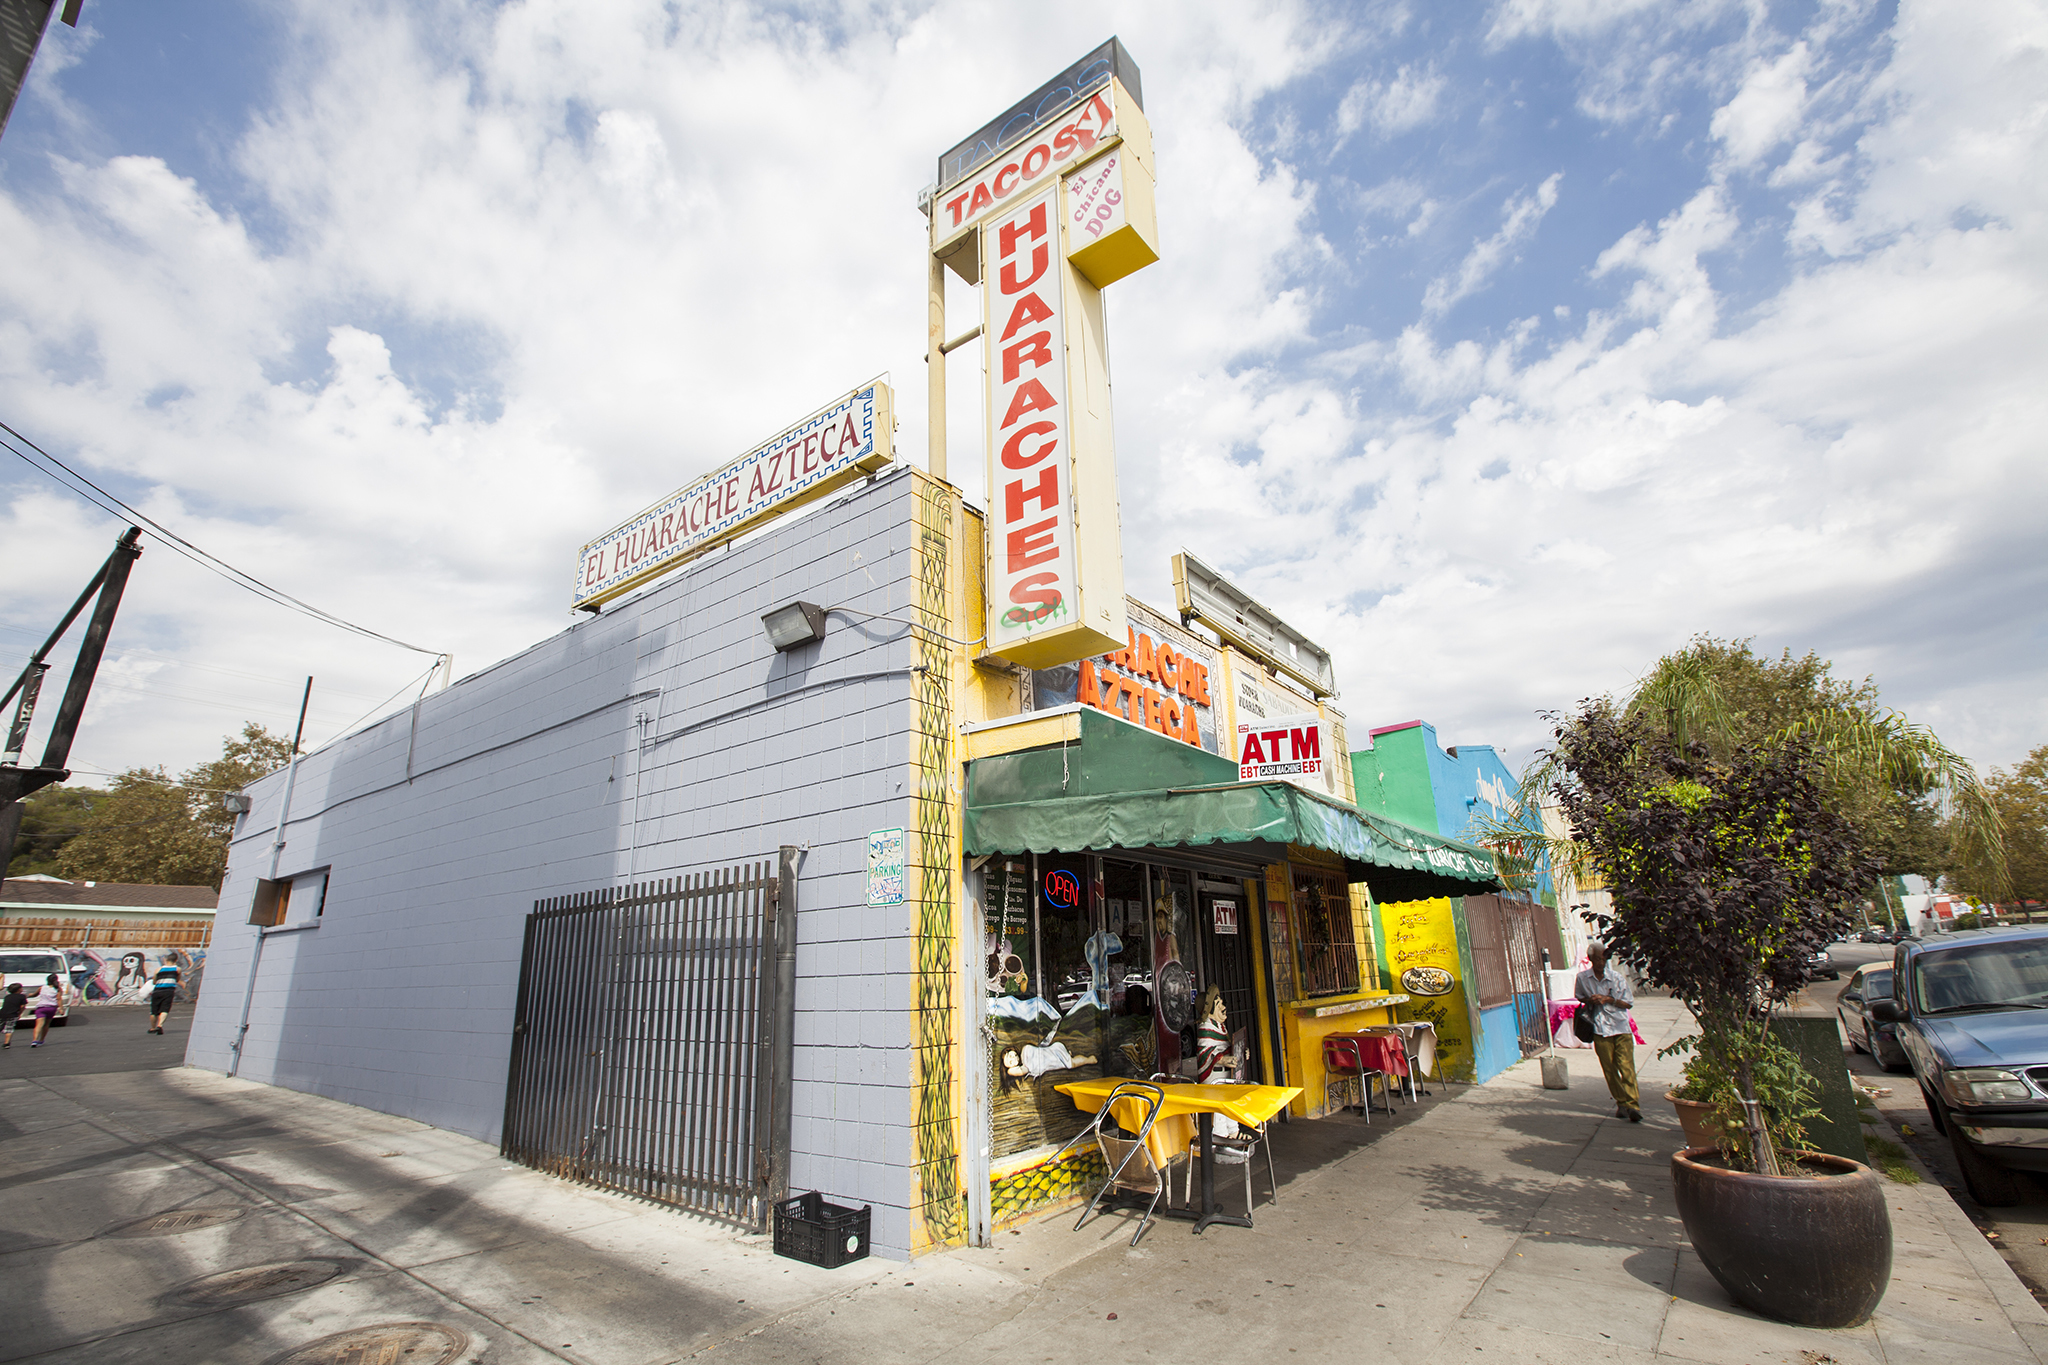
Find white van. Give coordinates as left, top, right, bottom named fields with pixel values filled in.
left=1, top=950, right=71, bottom=1023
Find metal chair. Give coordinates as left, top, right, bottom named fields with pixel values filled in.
left=1177, top=1110, right=1279, bottom=1213
left=1321, top=1035, right=1389, bottom=1120
left=1057, top=1081, right=1170, bottom=1246
left=1359, top=1025, right=1418, bottom=1103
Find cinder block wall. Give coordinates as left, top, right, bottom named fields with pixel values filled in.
left=185, top=469, right=928, bottom=1256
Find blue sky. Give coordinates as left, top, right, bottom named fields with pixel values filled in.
left=0, top=0, right=2041, bottom=790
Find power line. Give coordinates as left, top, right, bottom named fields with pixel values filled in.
left=0, top=418, right=444, bottom=659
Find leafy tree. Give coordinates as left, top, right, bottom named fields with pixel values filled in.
left=1549, top=703, right=1876, bottom=1172
left=4, top=785, right=107, bottom=876
left=1483, top=636, right=2004, bottom=899
left=50, top=724, right=295, bottom=888
left=1952, top=745, right=2048, bottom=907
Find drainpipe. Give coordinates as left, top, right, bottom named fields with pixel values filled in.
left=228, top=678, right=311, bottom=1078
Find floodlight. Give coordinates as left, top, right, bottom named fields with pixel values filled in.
left=761, top=601, right=827, bottom=651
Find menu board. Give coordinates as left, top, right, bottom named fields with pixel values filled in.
left=983, top=858, right=1035, bottom=994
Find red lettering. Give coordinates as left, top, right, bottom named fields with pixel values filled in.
left=999, top=292, right=1054, bottom=342
left=992, top=162, right=1020, bottom=197
left=1009, top=573, right=1060, bottom=611
left=1000, top=378, right=1057, bottom=428
left=945, top=192, right=969, bottom=226
left=1001, top=331, right=1053, bottom=382
left=1004, top=465, right=1060, bottom=522
left=1053, top=127, right=1078, bottom=159
left=999, top=202, right=1048, bottom=259
left=1291, top=726, right=1321, bottom=763
left=803, top=432, right=821, bottom=474
left=584, top=553, right=602, bottom=586
left=1240, top=732, right=1265, bottom=765
left=1021, top=143, right=1050, bottom=179
left=747, top=465, right=769, bottom=502
left=658, top=513, right=677, bottom=547
left=1005, top=516, right=1059, bottom=572
left=1001, top=421, right=1058, bottom=469
left=967, top=183, right=993, bottom=217
left=838, top=413, right=859, bottom=457
left=1000, top=244, right=1048, bottom=293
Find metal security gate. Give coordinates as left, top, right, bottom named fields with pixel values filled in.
left=1500, top=899, right=1549, bottom=1056
left=500, top=857, right=795, bottom=1229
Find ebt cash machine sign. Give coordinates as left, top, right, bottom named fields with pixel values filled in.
left=939, top=41, right=1161, bottom=669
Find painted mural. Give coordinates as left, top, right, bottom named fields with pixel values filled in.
left=61, top=946, right=207, bottom=1004
left=1372, top=897, right=1476, bottom=1083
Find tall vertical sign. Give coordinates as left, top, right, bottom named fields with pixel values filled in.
left=928, top=39, right=1160, bottom=670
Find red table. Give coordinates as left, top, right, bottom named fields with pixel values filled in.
left=1327, top=1031, right=1409, bottom=1113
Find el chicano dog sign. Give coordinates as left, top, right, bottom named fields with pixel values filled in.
left=573, top=381, right=893, bottom=610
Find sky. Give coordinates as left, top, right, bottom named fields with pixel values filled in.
left=0, top=0, right=2042, bottom=792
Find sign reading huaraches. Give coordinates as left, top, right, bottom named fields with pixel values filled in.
left=573, top=382, right=893, bottom=611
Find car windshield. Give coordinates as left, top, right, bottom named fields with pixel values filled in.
left=1915, top=940, right=2048, bottom=1014
left=0, top=954, right=64, bottom=974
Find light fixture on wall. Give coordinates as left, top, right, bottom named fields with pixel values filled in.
left=761, top=601, right=826, bottom=651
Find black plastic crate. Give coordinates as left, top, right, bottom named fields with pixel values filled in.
left=773, top=1191, right=871, bottom=1268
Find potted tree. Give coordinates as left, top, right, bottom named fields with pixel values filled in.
left=1544, top=702, right=1889, bottom=1328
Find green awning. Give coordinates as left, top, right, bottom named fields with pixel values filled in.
left=964, top=707, right=1502, bottom=902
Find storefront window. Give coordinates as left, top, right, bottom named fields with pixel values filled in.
left=1293, top=867, right=1361, bottom=997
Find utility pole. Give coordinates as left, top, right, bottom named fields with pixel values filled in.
left=0, top=525, right=143, bottom=875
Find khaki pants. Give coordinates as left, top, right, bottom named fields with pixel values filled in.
left=1593, top=1033, right=1639, bottom=1111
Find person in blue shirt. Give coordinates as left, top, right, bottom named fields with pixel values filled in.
left=148, top=959, right=181, bottom=1035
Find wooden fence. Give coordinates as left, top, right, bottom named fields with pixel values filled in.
left=0, top=917, right=214, bottom=948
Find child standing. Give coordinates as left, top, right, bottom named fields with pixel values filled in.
left=0, top=982, right=25, bottom=1048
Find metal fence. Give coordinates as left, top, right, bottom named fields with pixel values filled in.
left=500, top=858, right=794, bottom=1229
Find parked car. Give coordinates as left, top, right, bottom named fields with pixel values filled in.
left=1837, top=963, right=1909, bottom=1072
left=0, top=949, right=72, bottom=1023
left=1809, top=948, right=1839, bottom=981
left=1871, top=925, right=2048, bottom=1205
left=1859, top=927, right=1890, bottom=944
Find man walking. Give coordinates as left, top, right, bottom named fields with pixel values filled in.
left=1577, top=942, right=1639, bottom=1122
left=147, top=957, right=181, bottom=1035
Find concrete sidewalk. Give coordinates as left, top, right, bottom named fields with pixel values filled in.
left=2, top=996, right=2041, bottom=1365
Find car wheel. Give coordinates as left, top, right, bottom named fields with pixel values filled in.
left=1923, top=1087, right=1947, bottom=1135
left=1841, top=1013, right=1866, bottom=1053
left=1949, top=1123, right=2029, bottom=1207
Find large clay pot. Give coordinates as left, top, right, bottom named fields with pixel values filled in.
left=1670, top=1147, right=1892, bottom=1328
left=1665, top=1092, right=1725, bottom=1148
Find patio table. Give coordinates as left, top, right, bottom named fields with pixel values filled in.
left=1057, top=1078, right=1301, bottom=1233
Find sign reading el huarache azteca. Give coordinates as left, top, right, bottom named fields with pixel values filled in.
left=933, top=39, right=1160, bottom=669
left=573, top=381, right=893, bottom=611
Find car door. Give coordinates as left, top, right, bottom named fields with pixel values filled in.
left=1839, top=968, right=1867, bottom=1047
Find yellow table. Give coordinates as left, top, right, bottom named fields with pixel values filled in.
left=1056, top=1079, right=1303, bottom=1232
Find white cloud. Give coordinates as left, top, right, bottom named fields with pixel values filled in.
left=1335, top=64, right=1446, bottom=143
left=1711, top=42, right=1811, bottom=168
left=1421, top=172, right=1562, bottom=317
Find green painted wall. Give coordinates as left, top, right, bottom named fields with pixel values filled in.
left=1350, top=725, right=1442, bottom=833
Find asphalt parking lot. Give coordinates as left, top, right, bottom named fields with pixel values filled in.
left=0, top=1003, right=194, bottom=1079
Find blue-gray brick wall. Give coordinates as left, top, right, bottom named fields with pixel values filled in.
left=184, top=468, right=927, bottom=1257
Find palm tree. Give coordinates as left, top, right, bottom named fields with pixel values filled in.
left=1482, top=637, right=2008, bottom=903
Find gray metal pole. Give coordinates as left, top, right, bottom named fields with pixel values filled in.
left=770, top=846, right=799, bottom=1204
left=37, top=527, right=142, bottom=773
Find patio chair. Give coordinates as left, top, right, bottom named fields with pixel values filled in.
left=1176, top=1110, right=1279, bottom=1214
left=1058, top=1081, right=1171, bottom=1246
left=1321, top=1035, right=1388, bottom=1121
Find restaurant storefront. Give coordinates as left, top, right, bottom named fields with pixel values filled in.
left=959, top=704, right=1499, bottom=1226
